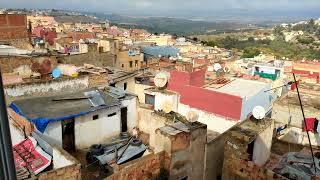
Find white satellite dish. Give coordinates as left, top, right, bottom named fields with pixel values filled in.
left=213, top=63, right=222, bottom=71
left=252, top=106, right=266, bottom=120
left=186, top=111, right=199, bottom=123
left=154, top=72, right=168, bottom=88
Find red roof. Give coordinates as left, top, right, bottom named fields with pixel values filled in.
left=168, top=69, right=242, bottom=120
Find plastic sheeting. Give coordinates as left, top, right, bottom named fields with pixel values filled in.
left=9, top=102, right=117, bottom=133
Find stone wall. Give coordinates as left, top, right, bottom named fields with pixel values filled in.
left=0, top=56, right=57, bottom=73
left=38, top=163, right=81, bottom=180
left=57, top=51, right=115, bottom=67
left=107, top=151, right=170, bottom=180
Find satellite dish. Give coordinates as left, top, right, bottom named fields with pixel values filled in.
left=186, top=111, right=199, bottom=123
left=252, top=106, right=266, bottom=120
left=154, top=72, right=168, bottom=88
left=213, top=63, right=222, bottom=71
left=162, top=101, right=173, bottom=113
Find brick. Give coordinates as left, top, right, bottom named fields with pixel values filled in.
left=56, top=168, right=66, bottom=175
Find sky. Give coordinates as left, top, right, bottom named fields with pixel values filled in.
left=2, top=0, right=320, bottom=20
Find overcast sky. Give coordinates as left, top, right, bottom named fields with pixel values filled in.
left=2, top=0, right=320, bottom=19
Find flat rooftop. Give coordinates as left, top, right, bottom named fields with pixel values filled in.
left=206, top=78, right=269, bottom=98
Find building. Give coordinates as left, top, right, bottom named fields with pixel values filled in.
left=144, top=34, right=172, bottom=46
left=9, top=87, right=138, bottom=150
left=168, top=68, right=272, bottom=134
left=116, top=49, right=144, bottom=72
left=251, top=60, right=285, bottom=81
left=272, top=82, right=320, bottom=147
left=291, top=61, right=320, bottom=84
left=222, top=117, right=279, bottom=179
left=0, top=14, right=29, bottom=41
left=0, top=14, right=31, bottom=49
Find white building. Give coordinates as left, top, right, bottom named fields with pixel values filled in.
left=9, top=88, right=138, bottom=150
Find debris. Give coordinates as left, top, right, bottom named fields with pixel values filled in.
left=14, top=65, right=32, bottom=78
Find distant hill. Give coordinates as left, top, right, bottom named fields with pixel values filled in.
left=103, top=14, right=248, bottom=35
left=54, top=15, right=101, bottom=24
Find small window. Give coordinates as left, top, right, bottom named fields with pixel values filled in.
left=108, top=112, right=116, bottom=117
left=124, top=82, right=127, bottom=90
left=135, top=60, right=138, bottom=67
left=93, top=114, right=99, bottom=120
left=121, top=64, right=124, bottom=68
left=129, top=61, right=133, bottom=68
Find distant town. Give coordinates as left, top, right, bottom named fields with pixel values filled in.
left=0, top=7, right=320, bottom=180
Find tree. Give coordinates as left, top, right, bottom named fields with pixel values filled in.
left=248, top=37, right=255, bottom=42
left=241, top=47, right=260, bottom=58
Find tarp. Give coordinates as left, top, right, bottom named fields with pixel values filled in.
left=9, top=102, right=118, bottom=133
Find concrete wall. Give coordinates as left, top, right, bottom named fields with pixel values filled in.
left=154, top=123, right=207, bottom=180
left=115, top=76, right=136, bottom=93
left=52, top=146, right=77, bottom=169
left=39, top=106, right=122, bottom=150
left=5, top=76, right=89, bottom=98
left=252, top=120, right=274, bottom=166
left=138, top=108, right=166, bottom=148
left=204, top=133, right=226, bottom=180
left=134, top=83, right=152, bottom=103
left=277, top=126, right=320, bottom=147
left=75, top=107, right=121, bottom=149
left=145, top=90, right=179, bottom=112
left=272, top=101, right=318, bottom=129
left=40, top=121, right=63, bottom=148
left=240, top=84, right=271, bottom=121
left=178, top=103, right=237, bottom=134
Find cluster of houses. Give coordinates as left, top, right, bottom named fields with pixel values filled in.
left=1, top=13, right=320, bottom=180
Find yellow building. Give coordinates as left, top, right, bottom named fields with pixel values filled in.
left=116, top=50, right=144, bottom=72
left=144, top=34, right=172, bottom=46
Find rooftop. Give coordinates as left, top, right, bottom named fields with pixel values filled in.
left=206, top=78, right=269, bottom=98
left=9, top=88, right=121, bottom=132
left=228, top=117, right=273, bottom=143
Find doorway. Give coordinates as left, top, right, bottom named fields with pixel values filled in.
left=62, top=119, right=75, bottom=152
left=121, top=107, right=128, bottom=132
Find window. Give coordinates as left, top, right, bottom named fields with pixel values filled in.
left=121, top=64, right=124, bottom=68
left=135, top=60, right=138, bottom=67
left=129, top=61, right=133, bottom=68
left=93, top=114, right=99, bottom=120
left=145, top=94, right=155, bottom=106
left=124, top=82, right=127, bottom=90
left=108, top=112, right=116, bottom=117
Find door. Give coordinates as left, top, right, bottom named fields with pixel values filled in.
left=62, top=119, right=75, bottom=152
left=121, top=107, right=128, bottom=132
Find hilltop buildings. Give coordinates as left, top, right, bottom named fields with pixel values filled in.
left=1, top=11, right=320, bottom=180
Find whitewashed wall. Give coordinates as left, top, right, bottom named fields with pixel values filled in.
left=74, top=107, right=121, bottom=149
left=178, top=103, right=237, bottom=134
